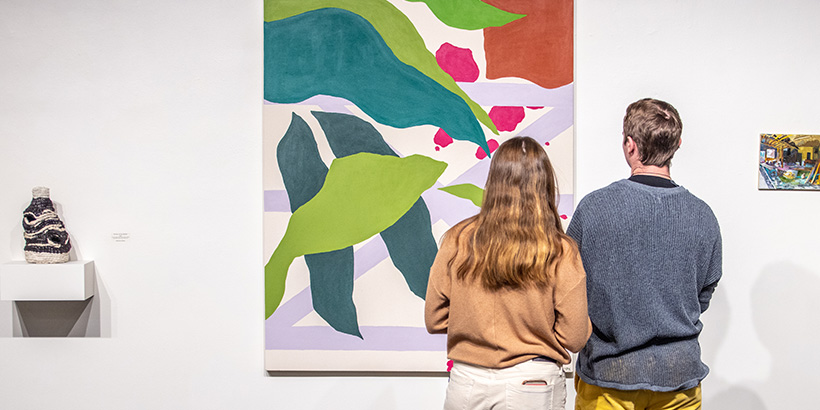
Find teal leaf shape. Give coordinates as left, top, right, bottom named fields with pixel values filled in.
left=263, top=8, right=491, bottom=155
left=264, top=0, right=499, bottom=135
left=378, top=199, right=437, bottom=298
left=275, top=113, right=360, bottom=337
left=305, top=249, right=360, bottom=337
left=277, top=113, right=327, bottom=211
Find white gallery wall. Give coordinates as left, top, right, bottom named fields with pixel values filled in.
left=0, top=0, right=817, bottom=409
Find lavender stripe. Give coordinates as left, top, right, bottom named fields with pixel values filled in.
left=522, top=106, right=574, bottom=145
left=448, top=105, right=572, bottom=187
left=264, top=84, right=573, bottom=110
left=264, top=190, right=291, bottom=212
left=267, top=326, right=446, bottom=351
left=458, top=82, right=573, bottom=107
left=264, top=94, right=353, bottom=114
left=558, top=194, right=575, bottom=218
left=421, top=184, right=480, bottom=226
left=450, top=159, right=491, bottom=187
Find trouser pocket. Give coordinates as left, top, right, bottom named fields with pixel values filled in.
left=443, top=372, right=475, bottom=410
left=506, top=381, right=555, bottom=410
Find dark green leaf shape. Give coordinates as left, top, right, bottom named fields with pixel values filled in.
left=275, top=113, right=360, bottom=337
left=406, top=0, right=525, bottom=30
left=305, top=249, right=360, bottom=337
left=378, top=199, right=437, bottom=298
left=263, top=8, right=491, bottom=155
left=313, top=111, right=438, bottom=299
left=312, top=111, right=395, bottom=158
left=277, top=113, right=328, bottom=211
left=266, top=153, right=447, bottom=318
left=439, top=183, right=484, bottom=207
left=264, top=0, right=498, bottom=135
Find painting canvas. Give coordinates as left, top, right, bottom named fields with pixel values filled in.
left=264, top=0, right=575, bottom=372
left=759, top=134, right=820, bottom=190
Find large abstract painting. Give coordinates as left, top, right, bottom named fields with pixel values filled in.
left=264, top=0, right=575, bottom=372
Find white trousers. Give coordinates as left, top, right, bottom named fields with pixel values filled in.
left=444, top=359, right=566, bottom=410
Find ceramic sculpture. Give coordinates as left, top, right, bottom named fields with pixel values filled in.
left=22, top=187, right=71, bottom=263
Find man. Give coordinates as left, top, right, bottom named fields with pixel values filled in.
left=567, top=98, right=722, bottom=410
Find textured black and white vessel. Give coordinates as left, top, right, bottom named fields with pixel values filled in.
left=23, top=187, right=72, bottom=263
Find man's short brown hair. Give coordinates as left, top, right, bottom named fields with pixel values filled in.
left=623, top=98, right=682, bottom=167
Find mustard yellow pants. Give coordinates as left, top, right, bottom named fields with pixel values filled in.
left=575, top=376, right=701, bottom=410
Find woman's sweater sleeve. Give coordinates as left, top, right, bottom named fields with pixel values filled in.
left=424, top=234, right=454, bottom=334
left=552, top=249, right=592, bottom=353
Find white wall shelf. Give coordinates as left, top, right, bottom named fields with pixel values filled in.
left=0, top=260, right=94, bottom=301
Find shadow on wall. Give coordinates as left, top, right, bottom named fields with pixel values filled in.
left=700, top=284, right=767, bottom=409
left=14, top=299, right=93, bottom=337
left=5, top=270, right=111, bottom=338
left=746, top=262, right=820, bottom=409
left=705, top=262, right=820, bottom=408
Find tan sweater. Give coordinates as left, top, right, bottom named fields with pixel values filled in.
left=425, top=222, right=592, bottom=368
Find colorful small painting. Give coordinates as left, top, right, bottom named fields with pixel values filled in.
left=759, top=134, right=820, bottom=190
left=264, top=0, right=575, bottom=372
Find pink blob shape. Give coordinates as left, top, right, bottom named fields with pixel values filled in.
left=435, top=146, right=440, bottom=151
left=489, top=139, right=499, bottom=153
left=447, top=360, right=454, bottom=372
left=545, top=141, right=550, bottom=146
left=475, top=139, right=500, bottom=160
left=527, top=106, right=545, bottom=110
left=434, top=128, right=454, bottom=148
left=435, top=43, right=480, bottom=83
left=560, top=214, right=568, bottom=220
left=489, top=106, right=526, bottom=132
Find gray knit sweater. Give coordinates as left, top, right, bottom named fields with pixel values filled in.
left=567, top=179, right=722, bottom=392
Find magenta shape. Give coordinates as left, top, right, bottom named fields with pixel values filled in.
left=489, top=106, right=526, bottom=132
left=434, top=128, right=454, bottom=148
left=475, top=139, right=500, bottom=160
left=435, top=43, right=479, bottom=83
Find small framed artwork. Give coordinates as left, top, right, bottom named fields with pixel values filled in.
left=759, top=134, right=820, bottom=190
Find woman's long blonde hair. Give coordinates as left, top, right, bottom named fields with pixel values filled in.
left=451, top=136, right=573, bottom=289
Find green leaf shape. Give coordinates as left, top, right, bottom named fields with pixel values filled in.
left=265, top=153, right=447, bottom=318
left=312, top=111, right=438, bottom=300
left=406, top=0, right=525, bottom=30
left=264, top=0, right=498, bottom=135
left=439, top=183, right=484, bottom=207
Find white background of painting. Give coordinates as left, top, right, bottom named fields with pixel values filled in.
left=0, top=0, right=819, bottom=409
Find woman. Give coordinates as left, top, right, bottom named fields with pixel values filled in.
left=425, top=136, right=592, bottom=410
